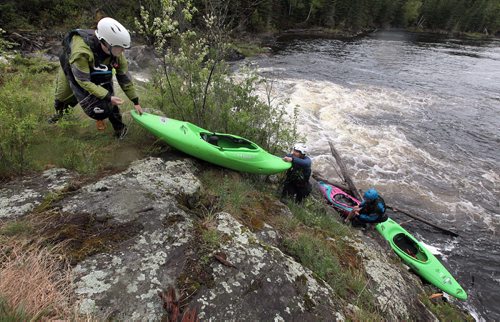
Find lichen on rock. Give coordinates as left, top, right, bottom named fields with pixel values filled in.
left=0, top=168, right=74, bottom=219
left=193, top=212, right=345, bottom=321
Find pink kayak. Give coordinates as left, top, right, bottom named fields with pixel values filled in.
left=318, top=181, right=360, bottom=217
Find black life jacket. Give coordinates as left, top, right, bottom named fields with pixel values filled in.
left=285, top=159, right=311, bottom=187
left=59, top=29, right=118, bottom=87
left=360, top=196, right=388, bottom=222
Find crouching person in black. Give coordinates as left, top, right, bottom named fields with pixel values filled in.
left=281, top=144, right=312, bottom=203
left=345, top=188, right=388, bottom=227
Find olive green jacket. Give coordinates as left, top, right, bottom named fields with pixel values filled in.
left=69, top=35, right=138, bottom=103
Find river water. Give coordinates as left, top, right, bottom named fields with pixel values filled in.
left=251, top=31, right=500, bottom=320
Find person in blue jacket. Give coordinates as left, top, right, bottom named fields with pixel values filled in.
left=345, top=188, right=388, bottom=225
left=281, top=144, right=312, bottom=203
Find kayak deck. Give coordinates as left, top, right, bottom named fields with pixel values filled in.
left=376, top=219, right=467, bottom=300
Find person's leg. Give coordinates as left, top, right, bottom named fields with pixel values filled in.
left=281, top=182, right=296, bottom=201
left=351, top=217, right=367, bottom=228
left=49, top=68, right=76, bottom=123
left=68, top=81, right=126, bottom=136
left=108, top=105, right=128, bottom=138
left=87, top=81, right=127, bottom=138
left=295, top=191, right=305, bottom=203
left=295, top=185, right=310, bottom=203
left=354, top=214, right=378, bottom=228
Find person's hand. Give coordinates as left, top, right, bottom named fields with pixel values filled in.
left=111, top=96, right=124, bottom=106
left=134, top=104, right=143, bottom=115
left=283, top=156, right=293, bottom=162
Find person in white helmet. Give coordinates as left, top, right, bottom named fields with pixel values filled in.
left=281, top=144, right=312, bottom=203
left=49, top=17, right=143, bottom=139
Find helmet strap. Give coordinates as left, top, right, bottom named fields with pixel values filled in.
left=100, top=39, right=115, bottom=57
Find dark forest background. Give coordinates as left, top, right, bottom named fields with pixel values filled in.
left=1, top=0, right=499, bottom=36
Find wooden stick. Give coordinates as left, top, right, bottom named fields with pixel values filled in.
left=398, top=219, right=414, bottom=226
left=311, top=173, right=350, bottom=192
left=387, top=206, right=459, bottom=237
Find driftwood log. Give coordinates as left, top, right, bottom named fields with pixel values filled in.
left=327, top=141, right=362, bottom=200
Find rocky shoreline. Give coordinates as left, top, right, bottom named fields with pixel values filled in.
left=0, top=157, right=471, bottom=320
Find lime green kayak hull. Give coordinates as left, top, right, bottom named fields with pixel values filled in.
left=131, top=111, right=291, bottom=175
left=376, top=218, right=467, bottom=300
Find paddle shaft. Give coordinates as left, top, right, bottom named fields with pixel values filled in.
left=387, top=205, right=459, bottom=237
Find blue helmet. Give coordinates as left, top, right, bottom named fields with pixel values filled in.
left=364, top=188, right=379, bottom=201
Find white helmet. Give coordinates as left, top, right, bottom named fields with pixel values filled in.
left=293, top=143, right=308, bottom=155
left=95, top=17, right=131, bottom=48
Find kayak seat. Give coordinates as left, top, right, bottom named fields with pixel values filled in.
left=200, top=132, right=257, bottom=150
left=207, top=135, right=219, bottom=146
left=218, top=136, right=256, bottom=150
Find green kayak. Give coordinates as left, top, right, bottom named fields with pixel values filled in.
left=376, top=218, right=467, bottom=300
left=131, top=111, right=291, bottom=175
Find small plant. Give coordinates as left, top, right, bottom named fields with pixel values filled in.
left=0, top=220, right=33, bottom=237
left=0, top=72, right=38, bottom=175
left=201, top=227, right=221, bottom=250
left=0, top=28, right=15, bottom=56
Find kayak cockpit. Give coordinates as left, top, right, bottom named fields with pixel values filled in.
left=393, top=234, right=428, bottom=263
left=333, top=193, right=358, bottom=207
left=200, top=132, right=258, bottom=150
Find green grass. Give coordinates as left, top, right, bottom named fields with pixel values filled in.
left=287, top=198, right=351, bottom=236
left=0, top=220, right=33, bottom=237
left=201, top=228, right=222, bottom=250
left=421, top=294, right=474, bottom=321
left=0, top=55, right=157, bottom=178
left=0, top=297, right=32, bottom=322
left=199, top=170, right=255, bottom=214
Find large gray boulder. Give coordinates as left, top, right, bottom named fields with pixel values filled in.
left=63, top=157, right=345, bottom=320
left=194, top=212, right=345, bottom=321
left=63, top=157, right=200, bottom=319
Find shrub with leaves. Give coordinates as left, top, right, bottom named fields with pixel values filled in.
left=0, top=73, right=38, bottom=175
left=0, top=28, right=15, bottom=57
left=136, top=0, right=298, bottom=153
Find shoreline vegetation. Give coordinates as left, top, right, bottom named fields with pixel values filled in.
left=1, top=26, right=497, bottom=64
